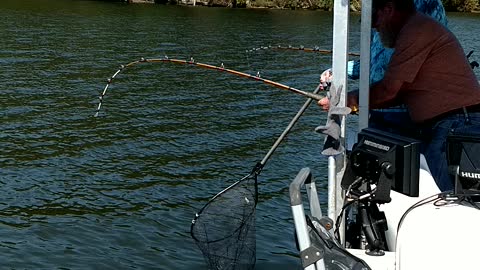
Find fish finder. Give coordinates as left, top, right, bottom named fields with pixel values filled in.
left=447, top=129, right=480, bottom=196
left=343, top=128, right=421, bottom=203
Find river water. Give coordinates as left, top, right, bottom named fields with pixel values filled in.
left=1, top=0, right=479, bottom=269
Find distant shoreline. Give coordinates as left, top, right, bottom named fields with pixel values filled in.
left=124, top=0, right=360, bottom=11
left=124, top=0, right=480, bottom=13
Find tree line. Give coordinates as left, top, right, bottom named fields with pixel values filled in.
left=121, top=0, right=480, bottom=12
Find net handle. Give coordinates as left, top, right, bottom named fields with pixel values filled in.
left=191, top=82, right=323, bottom=235
left=254, top=82, right=324, bottom=174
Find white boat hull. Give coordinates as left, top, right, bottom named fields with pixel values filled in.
left=348, top=155, right=480, bottom=270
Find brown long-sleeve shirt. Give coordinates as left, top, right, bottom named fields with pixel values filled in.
left=369, top=12, right=480, bottom=123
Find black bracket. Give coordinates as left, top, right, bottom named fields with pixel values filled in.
left=300, top=246, right=324, bottom=268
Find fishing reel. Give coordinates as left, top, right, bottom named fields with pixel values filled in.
left=467, top=50, right=479, bottom=70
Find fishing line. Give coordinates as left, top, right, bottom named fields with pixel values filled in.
left=94, top=57, right=325, bottom=117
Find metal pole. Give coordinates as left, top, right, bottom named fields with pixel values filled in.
left=359, top=0, right=372, bottom=131
left=327, top=156, right=336, bottom=221
left=329, top=0, right=349, bottom=245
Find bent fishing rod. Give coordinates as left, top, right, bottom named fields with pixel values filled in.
left=94, top=57, right=326, bottom=117
left=246, top=45, right=360, bottom=57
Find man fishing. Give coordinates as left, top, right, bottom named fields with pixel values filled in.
left=320, top=0, right=447, bottom=129
left=320, top=0, right=447, bottom=87
left=318, top=0, right=480, bottom=191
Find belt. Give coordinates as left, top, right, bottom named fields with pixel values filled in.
left=423, top=103, right=480, bottom=127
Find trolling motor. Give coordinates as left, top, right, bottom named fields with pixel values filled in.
left=340, top=128, right=421, bottom=255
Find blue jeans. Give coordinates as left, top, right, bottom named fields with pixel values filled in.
left=422, top=112, right=480, bottom=191
left=369, top=110, right=416, bottom=134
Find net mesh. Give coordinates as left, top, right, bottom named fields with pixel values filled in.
left=191, top=174, right=258, bottom=270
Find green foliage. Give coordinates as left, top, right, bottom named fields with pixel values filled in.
left=350, top=0, right=361, bottom=12
left=116, top=0, right=480, bottom=12
left=443, top=0, right=480, bottom=12
left=247, top=0, right=334, bottom=9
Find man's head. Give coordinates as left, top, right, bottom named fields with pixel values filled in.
left=372, top=0, right=415, bottom=48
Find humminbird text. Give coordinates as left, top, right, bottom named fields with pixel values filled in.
left=461, top=171, right=480, bottom=179
left=364, top=140, right=390, bottom=151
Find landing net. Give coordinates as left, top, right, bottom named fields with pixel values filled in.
left=190, top=172, right=258, bottom=270
left=190, top=83, right=322, bottom=269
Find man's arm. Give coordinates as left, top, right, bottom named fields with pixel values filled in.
left=345, top=79, right=403, bottom=110
left=369, top=79, right=404, bottom=108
